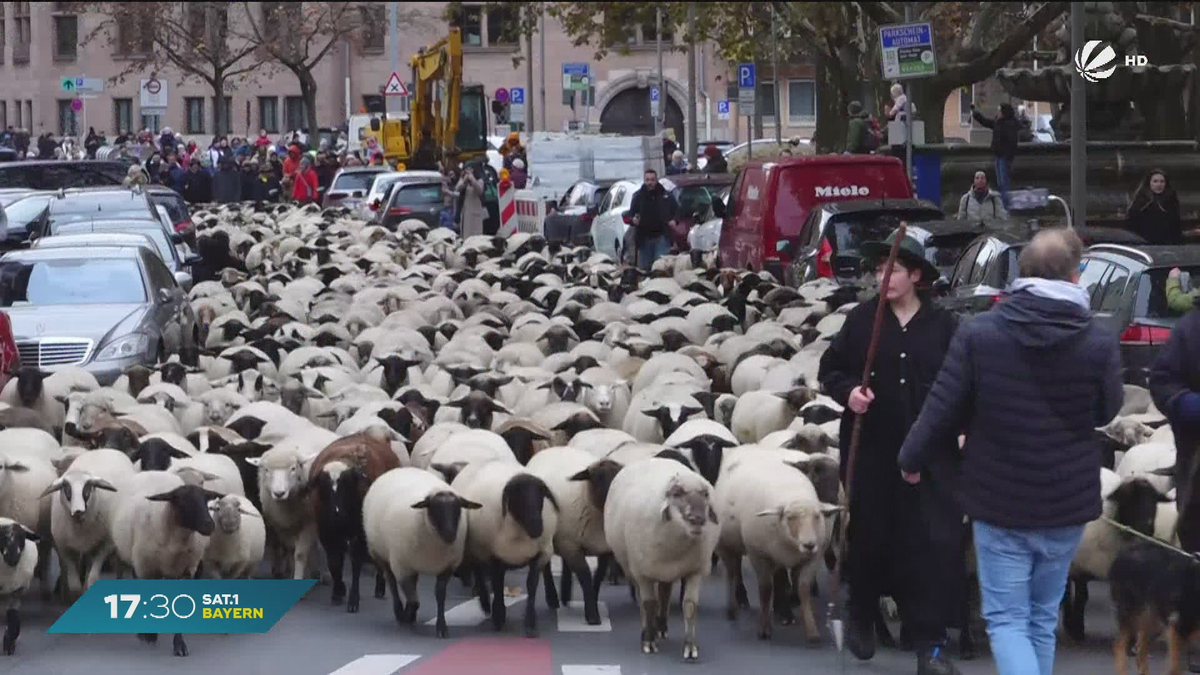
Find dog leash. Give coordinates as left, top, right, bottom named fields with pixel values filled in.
left=1100, top=515, right=1200, bottom=563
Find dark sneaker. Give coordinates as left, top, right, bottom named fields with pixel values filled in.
left=844, top=614, right=875, bottom=661
left=918, top=646, right=961, bottom=675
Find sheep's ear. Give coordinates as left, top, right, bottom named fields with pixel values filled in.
left=755, top=507, right=783, bottom=519
left=489, top=400, right=512, bottom=416
left=660, top=502, right=672, bottom=522
left=145, top=490, right=177, bottom=502
left=40, top=478, right=65, bottom=498
left=170, top=446, right=193, bottom=459
left=707, top=504, right=718, bottom=524
left=199, top=471, right=222, bottom=482
left=202, top=489, right=225, bottom=502
left=88, top=478, right=119, bottom=493
left=1150, top=465, right=1176, bottom=477
left=17, top=524, right=39, bottom=542
left=238, top=505, right=262, bottom=518
left=458, top=497, right=483, bottom=510
left=244, top=457, right=263, bottom=467
left=54, top=394, right=69, bottom=404
left=443, top=398, right=465, bottom=408
left=410, top=497, right=431, bottom=509
left=680, top=405, right=703, bottom=418
left=820, top=503, right=845, bottom=516
left=536, top=381, right=553, bottom=390
left=567, top=468, right=591, bottom=482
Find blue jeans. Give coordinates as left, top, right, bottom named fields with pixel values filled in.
left=973, top=520, right=1084, bottom=675
left=995, top=157, right=1013, bottom=209
left=637, top=235, right=670, bottom=270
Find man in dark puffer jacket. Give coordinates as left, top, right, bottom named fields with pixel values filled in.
left=897, top=227, right=1122, bottom=675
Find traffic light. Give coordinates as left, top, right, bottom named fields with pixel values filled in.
left=491, top=99, right=509, bottom=125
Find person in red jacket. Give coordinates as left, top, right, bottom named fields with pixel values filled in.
left=291, top=155, right=320, bottom=205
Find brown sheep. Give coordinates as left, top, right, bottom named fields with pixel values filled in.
left=307, top=427, right=401, bottom=613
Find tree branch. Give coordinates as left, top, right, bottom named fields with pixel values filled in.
left=934, top=1, right=1068, bottom=87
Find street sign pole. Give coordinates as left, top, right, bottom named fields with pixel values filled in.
left=904, top=7, right=914, bottom=179
left=878, top=20, right=937, bottom=181
left=737, top=62, right=756, bottom=159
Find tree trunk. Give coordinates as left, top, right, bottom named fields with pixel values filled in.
left=811, top=46, right=859, bottom=154
left=913, top=83, right=952, bottom=144
left=297, top=68, right=320, bottom=139
left=211, top=70, right=226, bottom=138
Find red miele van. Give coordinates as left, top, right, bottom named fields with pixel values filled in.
left=718, top=154, right=916, bottom=277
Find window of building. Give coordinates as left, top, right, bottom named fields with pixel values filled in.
left=260, top=2, right=284, bottom=43
left=13, top=2, right=31, bottom=64
left=284, top=96, right=308, bottom=132
left=185, top=97, right=205, bottom=134
left=360, top=5, right=385, bottom=52
left=57, top=99, right=77, bottom=137
left=0, top=102, right=6, bottom=130
left=113, top=98, right=133, bottom=134
left=24, top=102, right=31, bottom=130
left=787, top=79, right=816, bottom=125
left=0, top=4, right=6, bottom=66
left=640, top=15, right=674, bottom=44
left=759, top=81, right=776, bottom=121
left=117, top=11, right=154, bottom=55
left=212, top=96, right=233, bottom=135
left=451, top=4, right=484, bottom=47
left=54, top=15, right=78, bottom=61
left=187, top=5, right=206, bottom=41
left=14, top=100, right=22, bottom=129
left=960, top=86, right=974, bottom=126
left=259, top=97, right=279, bottom=134
left=141, top=112, right=161, bottom=134
left=486, top=4, right=519, bottom=46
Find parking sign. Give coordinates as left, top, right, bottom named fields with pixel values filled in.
left=717, top=100, right=730, bottom=120
left=510, top=87, right=525, bottom=105
left=737, top=62, right=756, bottom=116
left=738, top=63, right=756, bottom=89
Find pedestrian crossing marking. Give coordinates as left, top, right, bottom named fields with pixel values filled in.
left=550, top=556, right=599, bottom=576
left=556, top=601, right=612, bottom=633
left=426, top=594, right=527, bottom=627
left=328, top=654, right=421, bottom=675
left=562, top=666, right=621, bottom=675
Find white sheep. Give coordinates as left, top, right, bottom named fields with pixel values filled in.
left=714, top=455, right=839, bottom=641
left=1115, top=442, right=1176, bottom=495
left=0, top=517, right=39, bottom=656
left=201, top=495, right=265, bottom=579
left=363, top=467, right=482, bottom=638
left=245, top=433, right=331, bottom=579
left=729, top=389, right=817, bottom=444
left=170, top=453, right=246, bottom=497
left=569, top=428, right=637, bottom=458
left=604, top=457, right=719, bottom=660
left=42, top=448, right=135, bottom=597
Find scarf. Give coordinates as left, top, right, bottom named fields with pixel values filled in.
left=1008, top=277, right=1091, bottom=312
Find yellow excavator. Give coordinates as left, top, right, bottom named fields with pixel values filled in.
left=368, top=28, right=490, bottom=169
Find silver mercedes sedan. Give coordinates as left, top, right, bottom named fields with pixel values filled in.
left=0, top=243, right=197, bottom=385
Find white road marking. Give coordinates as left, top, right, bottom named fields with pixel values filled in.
left=556, top=600, right=612, bottom=632
left=425, top=594, right=527, bottom=627
left=327, top=654, right=421, bottom=675
left=562, top=666, right=621, bottom=675
left=550, top=556, right=600, bottom=576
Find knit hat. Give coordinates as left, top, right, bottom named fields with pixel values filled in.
left=848, top=100, right=864, bottom=116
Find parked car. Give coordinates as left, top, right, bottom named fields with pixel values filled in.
left=590, top=177, right=677, bottom=261
left=27, top=187, right=161, bottom=240
left=146, top=186, right=192, bottom=233
left=542, top=179, right=618, bottom=245
left=323, top=166, right=392, bottom=211
left=687, top=183, right=735, bottom=252
left=0, top=244, right=197, bottom=385
left=1079, top=243, right=1200, bottom=386
left=2, top=192, right=54, bottom=246
left=0, top=160, right=129, bottom=190
left=782, top=199, right=944, bottom=286
left=380, top=175, right=446, bottom=230
left=719, top=155, right=915, bottom=279
left=365, top=171, right=443, bottom=223
left=47, top=218, right=198, bottom=276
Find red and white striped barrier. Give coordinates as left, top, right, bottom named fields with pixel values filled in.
left=497, top=179, right=517, bottom=236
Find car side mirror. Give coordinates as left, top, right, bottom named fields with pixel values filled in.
left=170, top=233, right=184, bottom=244
left=711, top=199, right=727, bottom=219
left=173, top=271, right=193, bottom=292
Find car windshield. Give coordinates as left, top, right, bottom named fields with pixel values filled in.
left=0, top=258, right=146, bottom=306
left=56, top=223, right=173, bottom=265
left=49, top=209, right=154, bottom=229
left=672, top=185, right=722, bottom=220
left=923, top=232, right=986, bottom=276
left=149, top=193, right=188, bottom=225
left=332, top=172, right=381, bottom=193
left=4, top=195, right=52, bottom=227
left=826, top=213, right=927, bottom=262
left=1139, top=266, right=1200, bottom=320
left=393, top=184, right=443, bottom=206
left=53, top=194, right=148, bottom=216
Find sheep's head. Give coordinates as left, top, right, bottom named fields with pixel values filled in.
left=198, top=391, right=248, bottom=427
left=465, top=372, right=513, bottom=399
left=209, top=494, right=260, bottom=535
left=542, top=374, right=590, bottom=404
left=787, top=455, right=841, bottom=506
left=540, top=324, right=578, bottom=355
left=584, top=382, right=623, bottom=415
left=568, top=459, right=623, bottom=510
left=145, top=484, right=224, bottom=536
left=550, top=410, right=604, bottom=439
left=308, top=460, right=365, bottom=527
left=782, top=426, right=835, bottom=455
left=0, top=518, right=38, bottom=568
left=411, top=490, right=482, bottom=545
left=377, top=355, right=423, bottom=396
left=247, top=451, right=316, bottom=501
left=799, top=402, right=841, bottom=426
left=778, top=387, right=819, bottom=414
left=14, top=367, right=48, bottom=408
left=133, top=438, right=192, bottom=471
left=756, top=499, right=841, bottom=559
left=673, top=434, right=738, bottom=486
left=642, top=403, right=704, bottom=439
left=499, top=423, right=551, bottom=466
left=158, top=361, right=201, bottom=387
left=1108, top=477, right=1172, bottom=538
left=446, top=391, right=510, bottom=430
left=124, top=365, right=154, bottom=398
left=661, top=481, right=717, bottom=537
left=500, top=473, right=558, bottom=540
left=40, top=472, right=118, bottom=522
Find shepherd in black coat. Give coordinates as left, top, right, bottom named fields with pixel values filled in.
left=819, top=230, right=963, bottom=674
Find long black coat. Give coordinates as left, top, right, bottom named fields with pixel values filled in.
left=1150, top=304, right=1200, bottom=549
left=818, top=297, right=963, bottom=614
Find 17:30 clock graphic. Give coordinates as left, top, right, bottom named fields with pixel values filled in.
left=104, top=593, right=200, bottom=620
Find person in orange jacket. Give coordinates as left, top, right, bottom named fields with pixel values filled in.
left=291, top=155, right=320, bottom=205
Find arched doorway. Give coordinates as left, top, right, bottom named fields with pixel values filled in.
left=599, top=87, right=684, bottom=144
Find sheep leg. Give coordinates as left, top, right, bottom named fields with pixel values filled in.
left=399, top=574, right=420, bottom=624
left=35, top=541, right=54, bottom=599
left=61, top=549, right=85, bottom=600
left=796, top=569, right=821, bottom=644
left=635, top=576, right=660, bottom=654
left=473, top=563, right=492, bottom=615
left=591, top=554, right=610, bottom=599
left=720, top=549, right=742, bottom=621
left=656, top=581, right=672, bottom=639
left=2, top=605, right=19, bottom=656
left=524, top=556, right=543, bottom=638
left=374, top=568, right=386, bottom=599
left=434, top=571, right=452, bottom=639
left=755, top=562, right=775, bottom=641
left=346, top=536, right=368, bottom=614
left=681, top=572, right=702, bottom=661
left=489, top=564, right=508, bottom=631
left=321, top=536, right=347, bottom=606
left=1136, top=625, right=1151, bottom=675
left=384, top=567, right=406, bottom=626
left=172, top=633, right=188, bottom=658
left=1168, top=625, right=1184, bottom=675
left=773, top=569, right=796, bottom=625
left=564, top=553, right=601, bottom=625
left=559, top=561, right=574, bottom=605
left=1064, top=576, right=1087, bottom=642
left=293, top=527, right=317, bottom=582
left=541, top=563, right=560, bottom=610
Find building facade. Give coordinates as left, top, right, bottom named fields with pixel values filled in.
left=0, top=1, right=978, bottom=148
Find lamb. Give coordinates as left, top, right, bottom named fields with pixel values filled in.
left=604, top=457, right=720, bottom=660
left=0, top=518, right=39, bottom=656
left=200, top=495, right=265, bottom=579
left=714, top=456, right=839, bottom=641
left=452, top=459, right=559, bottom=637
left=307, top=428, right=401, bottom=613
left=41, top=448, right=135, bottom=598
left=729, top=388, right=819, bottom=444
left=245, top=434, right=329, bottom=580
left=526, top=447, right=624, bottom=625
left=108, top=470, right=222, bottom=657
left=362, top=467, right=482, bottom=638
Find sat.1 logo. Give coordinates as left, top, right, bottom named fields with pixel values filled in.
left=1074, top=40, right=1149, bottom=83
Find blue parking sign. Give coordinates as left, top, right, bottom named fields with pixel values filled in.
left=510, top=87, right=525, bottom=105
left=650, top=87, right=660, bottom=102
left=738, top=63, right=756, bottom=89
left=717, top=100, right=730, bottom=114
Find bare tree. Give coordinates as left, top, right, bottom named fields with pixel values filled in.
left=80, top=2, right=268, bottom=137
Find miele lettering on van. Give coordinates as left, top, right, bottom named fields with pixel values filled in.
left=814, top=185, right=871, bottom=198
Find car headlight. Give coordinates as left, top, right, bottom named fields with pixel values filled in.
left=95, top=333, right=151, bottom=361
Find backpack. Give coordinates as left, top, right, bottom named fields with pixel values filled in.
left=862, top=117, right=881, bottom=152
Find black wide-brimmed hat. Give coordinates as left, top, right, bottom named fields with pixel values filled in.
left=859, top=229, right=940, bottom=283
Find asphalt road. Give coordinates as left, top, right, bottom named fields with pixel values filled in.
left=6, top=559, right=1147, bottom=675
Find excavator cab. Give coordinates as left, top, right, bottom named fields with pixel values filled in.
left=455, top=84, right=489, bottom=163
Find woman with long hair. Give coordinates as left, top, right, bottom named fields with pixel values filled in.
left=1127, top=168, right=1182, bottom=245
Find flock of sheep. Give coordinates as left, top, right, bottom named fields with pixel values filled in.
left=0, top=200, right=1181, bottom=663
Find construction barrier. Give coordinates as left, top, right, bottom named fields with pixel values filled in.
left=497, top=179, right=517, bottom=236
left=512, top=189, right=548, bottom=236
